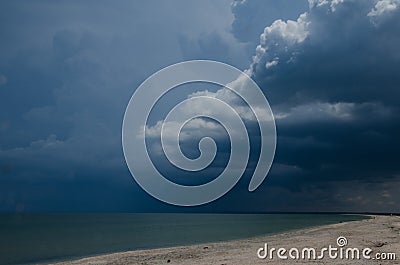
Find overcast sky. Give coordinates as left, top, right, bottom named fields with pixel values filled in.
left=0, top=0, right=399, bottom=213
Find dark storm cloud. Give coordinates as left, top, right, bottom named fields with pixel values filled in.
left=239, top=0, right=400, bottom=212
left=0, top=0, right=241, bottom=211
left=1, top=0, right=399, bottom=213
left=250, top=0, right=400, bottom=106
left=150, top=0, right=400, bottom=212
left=178, top=31, right=250, bottom=69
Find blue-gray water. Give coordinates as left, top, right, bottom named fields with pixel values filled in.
left=0, top=213, right=367, bottom=264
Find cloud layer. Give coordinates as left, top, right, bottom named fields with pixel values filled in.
left=0, top=0, right=399, bottom=212
left=148, top=0, right=400, bottom=212
left=244, top=0, right=400, bottom=212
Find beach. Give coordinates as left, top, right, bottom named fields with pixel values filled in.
left=51, top=215, right=399, bottom=265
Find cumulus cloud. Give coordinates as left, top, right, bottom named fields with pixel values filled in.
left=1, top=0, right=399, bottom=212
left=368, top=0, right=400, bottom=17
left=249, top=0, right=400, bottom=107
left=234, top=0, right=400, bottom=212
left=252, top=12, right=310, bottom=72
left=231, top=0, right=308, bottom=43
left=146, top=0, right=400, bottom=212
left=151, top=0, right=400, bottom=212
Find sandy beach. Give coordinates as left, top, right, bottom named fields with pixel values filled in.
left=50, top=215, right=399, bottom=265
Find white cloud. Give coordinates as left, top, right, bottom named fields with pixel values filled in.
left=368, top=0, right=400, bottom=17
left=308, top=0, right=345, bottom=11
left=250, top=12, right=309, bottom=75
left=246, top=0, right=400, bottom=108
left=265, top=59, right=279, bottom=69
left=276, top=102, right=392, bottom=123
left=231, top=0, right=308, bottom=43
left=145, top=118, right=223, bottom=141
left=261, top=14, right=310, bottom=45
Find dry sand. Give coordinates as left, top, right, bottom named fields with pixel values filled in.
left=51, top=215, right=399, bottom=265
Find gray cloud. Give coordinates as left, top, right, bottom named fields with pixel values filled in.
left=151, top=0, right=400, bottom=212
left=0, top=0, right=244, bottom=211
left=0, top=0, right=399, bottom=213
left=237, top=0, right=400, bottom=212
left=250, top=0, right=400, bottom=106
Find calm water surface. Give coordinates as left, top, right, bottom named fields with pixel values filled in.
left=0, top=213, right=367, bottom=264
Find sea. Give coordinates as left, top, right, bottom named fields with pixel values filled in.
left=0, top=213, right=367, bottom=264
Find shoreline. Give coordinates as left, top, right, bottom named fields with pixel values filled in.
left=49, top=215, right=399, bottom=265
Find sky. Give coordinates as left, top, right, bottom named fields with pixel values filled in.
left=0, top=0, right=399, bottom=213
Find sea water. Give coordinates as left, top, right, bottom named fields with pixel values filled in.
left=0, top=213, right=367, bottom=264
